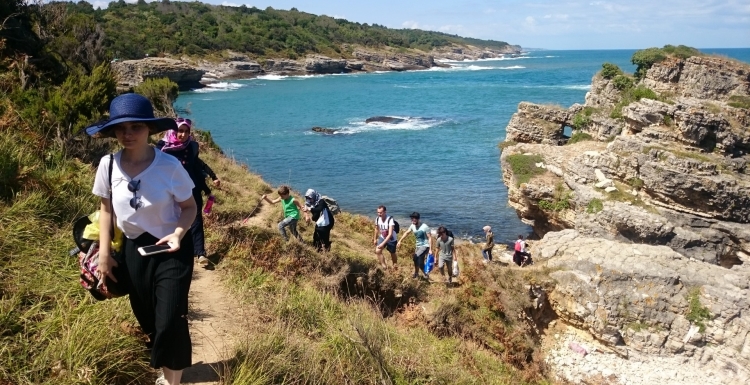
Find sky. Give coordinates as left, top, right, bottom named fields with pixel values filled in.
left=92, top=0, right=750, bottom=50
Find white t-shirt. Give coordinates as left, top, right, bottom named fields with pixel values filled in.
left=92, top=149, right=195, bottom=239
left=376, top=216, right=396, bottom=242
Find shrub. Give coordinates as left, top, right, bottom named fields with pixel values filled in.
left=586, top=198, right=603, bottom=214
left=663, top=115, right=673, bottom=126
left=610, top=85, right=660, bottom=119
left=600, top=63, right=623, bottom=79
left=612, top=74, right=634, bottom=91
left=537, top=183, right=572, bottom=212
left=572, top=113, right=592, bottom=131
left=133, top=77, right=179, bottom=116
left=632, top=47, right=667, bottom=80
left=567, top=131, right=593, bottom=145
left=686, top=288, right=711, bottom=332
left=627, top=177, right=644, bottom=189
left=728, top=95, right=750, bottom=109
left=505, top=154, right=545, bottom=186
left=632, top=45, right=700, bottom=80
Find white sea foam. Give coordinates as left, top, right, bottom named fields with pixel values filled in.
left=429, top=64, right=525, bottom=72
left=193, top=82, right=244, bottom=93
left=436, top=55, right=554, bottom=64
left=330, top=116, right=449, bottom=135
left=522, top=84, right=591, bottom=90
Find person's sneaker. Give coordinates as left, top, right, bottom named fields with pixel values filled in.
left=197, top=255, right=209, bottom=266
left=482, top=259, right=488, bottom=264
left=412, top=273, right=418, bottom=279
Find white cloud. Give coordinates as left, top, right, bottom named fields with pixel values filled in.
left=402, top=20, right=420, bottom=29
left=221, top=1, right=242, bottom=6
left=543, top=14, right=569, bottom=20
left=438, top=24, right=464, bottom=33
left=91, top=0, right=108, bottom=9
left=484, top=8, right=496, bottom=14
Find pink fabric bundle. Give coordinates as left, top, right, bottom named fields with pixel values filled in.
left=160, top=118, right=193, bottom=151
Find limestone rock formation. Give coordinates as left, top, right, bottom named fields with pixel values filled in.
left=499, top=53, right=750, bottom=382
left=305, top=56, right=347, bottom=74
left=311, top=126, right=337, bottom=134
left=538, top=230, right=749, bottom=384
left=111, top=57, right=205, bottom=90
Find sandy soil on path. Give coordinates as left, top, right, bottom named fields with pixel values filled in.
left=181, top=263, right=248, bottom=385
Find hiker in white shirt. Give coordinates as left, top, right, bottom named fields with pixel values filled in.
left=374, top=205, right=398, bottom=271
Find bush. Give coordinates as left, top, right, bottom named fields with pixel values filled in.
left=600, top=63, right=622, bottom=79
left=610, top=85, right=660, bottom=119
left=505, top=154, right=545, bottom=186
left=586, top=198, right=603, bottom=214
left=627, top=177, right=644, bottom=189
left=572, top=113, right=592, bottom=131
left=612, top=75, right=634, bottom=91
left=728, top=95, right=750, bottom=109
left=632, top=45, right=700, bottom=80
left=538, top=183, right=572, bottom=211
left=567, top=131, right=593, bottom=145
left=133, top=77, right=179, bottom=116
left=686, top=288, right=711, bottom=332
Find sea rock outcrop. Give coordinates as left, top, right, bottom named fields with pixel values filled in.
left=432, top=44, right=523, bottom=61
left=500, top=54, right=750, bottom=382
left=305, top=56, right=347, bottom=74
left=111, top=57, right=205, bottom=90
left=538, top=230, right=750, bottom=384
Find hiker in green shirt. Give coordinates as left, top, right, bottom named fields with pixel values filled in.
left=262, top=185, right=303, bottom=242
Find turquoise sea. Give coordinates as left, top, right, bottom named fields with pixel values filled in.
left=175, top=48, right=750, bottom=243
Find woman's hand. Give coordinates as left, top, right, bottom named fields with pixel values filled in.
left=213, top=178, right=221, bottom=187
left=156, top=233, right=182, bottom=252
left=98, top=254, right=119, bottom=284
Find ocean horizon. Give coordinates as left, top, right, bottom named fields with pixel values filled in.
left=175, top=48, right=750, bottom=243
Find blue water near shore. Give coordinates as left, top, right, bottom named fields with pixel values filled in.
left=175, top=48, right=750, bottom=243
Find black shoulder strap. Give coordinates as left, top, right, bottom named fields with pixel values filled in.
left=108, top=154, right=115, bottom=240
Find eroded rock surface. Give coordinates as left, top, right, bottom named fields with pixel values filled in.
left=112, top=57, right=205, bottom=90
left=500, top=54, right=750, bottom=383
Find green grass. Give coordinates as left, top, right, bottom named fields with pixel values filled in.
left=498, top=140, right=518, bottom=150
left=537, top=183, right=573, bottom=212
left=506, top=154, right=546, bottom=186
left=686, top=288, right=711, bottom=333
left=586, top=199, right=603, bottom=214
left=728, top=95, right=750, bottom=109
left=567, top=131, right=593, bottom=145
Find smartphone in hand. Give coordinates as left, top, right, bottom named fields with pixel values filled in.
left=137, top=244, right=172, bottom=256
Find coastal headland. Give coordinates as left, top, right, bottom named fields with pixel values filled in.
left=111, top=44, right=523, bottom=90
left=499, top=47, right=750, bottom=384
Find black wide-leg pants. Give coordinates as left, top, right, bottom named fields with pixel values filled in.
left=123, top=231, right=194, bottom=370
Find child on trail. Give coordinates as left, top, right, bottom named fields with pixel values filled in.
left=374, top=205, right=398, bottom=271
left=513, top=235, right=532, bottom=266
left=482, top=225, right=494, bottom=263
left=436, top=226, right=457, bottom=286
left=397, top=212, right=432, bottom=279
left=262, top=185, right=303, bottom=242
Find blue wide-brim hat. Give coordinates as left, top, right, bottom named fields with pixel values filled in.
left=85, top=93, right=177, bottom=138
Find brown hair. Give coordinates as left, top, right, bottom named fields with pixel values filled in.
left=278, top=185, right=290, bottom=196
left=378, top=205, right=387, bottom=211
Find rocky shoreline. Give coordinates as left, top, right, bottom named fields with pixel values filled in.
left=500, top=54, right=750, bottom=384
left=111, top=44, right=522, bottom=90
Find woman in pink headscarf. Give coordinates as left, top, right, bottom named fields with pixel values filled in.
left=156, top=118, right=220, bottom=266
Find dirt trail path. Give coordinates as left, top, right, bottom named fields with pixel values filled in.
left=181, top=201, right=273, bottom=384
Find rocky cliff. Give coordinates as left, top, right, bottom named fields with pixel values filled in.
left=111, top=57, right=205, bottom=90
left=113, top=44, right=522, bottom=88
left=500, top=54, right=750, bottom=384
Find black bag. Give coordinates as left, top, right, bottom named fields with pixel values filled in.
left=389, top=216, right=400, bottom=234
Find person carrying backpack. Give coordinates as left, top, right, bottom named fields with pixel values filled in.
left=374, top=205, right=398, bottom=271
left=303, top=189, right=334, bottom=252
left=513, top=235, right=532, bottom=266
left=397, top=212, right=432, bottom=279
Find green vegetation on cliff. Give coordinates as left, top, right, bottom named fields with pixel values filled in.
left=1, top=3, right=549, bottom=384
left=632, top=44, right=701, bottom=80
left=46, top=1, right=511, bottom=60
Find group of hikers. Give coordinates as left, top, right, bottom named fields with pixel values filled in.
left=84, top=93, right=532, bottom=385
left=263, top=186, right=535, bottom=286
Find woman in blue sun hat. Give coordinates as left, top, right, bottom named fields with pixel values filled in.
left=87, top=93, right=196, bottom=385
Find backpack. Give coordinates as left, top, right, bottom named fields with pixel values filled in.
left=321, top=195, right=340, bottom=215
left=514, top=240, right=523, bottom=251
left=389, top=216, right=400, bottom=234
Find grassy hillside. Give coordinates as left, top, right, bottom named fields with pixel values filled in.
left=1, top=3, right=555, bottom=383
left=44, top=1, right=511, bottom=62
